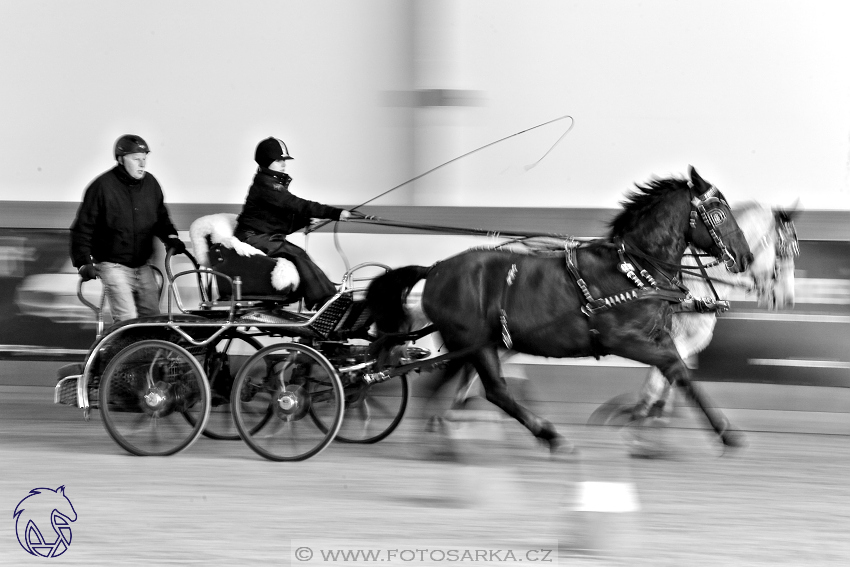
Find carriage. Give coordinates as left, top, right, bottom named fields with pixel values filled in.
left=54, top=167, right=796, bottom=461
left=53, top=223, right=430, bottom=461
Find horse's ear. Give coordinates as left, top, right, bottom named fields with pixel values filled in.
left=688, top=165, right=705, bottom=188
left=776, top=199, right=802, bottom=221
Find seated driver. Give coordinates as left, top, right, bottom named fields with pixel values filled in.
left=233, top=137, right=351, bottom=310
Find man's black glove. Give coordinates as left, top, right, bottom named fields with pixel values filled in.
left=166, top=237, right=186, bottom=255
left=78, top=264, right=97, bottom=282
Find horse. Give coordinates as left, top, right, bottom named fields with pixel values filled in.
left=366, top=166, right=754, bottom=452
left=588, top=202, right=799, bottom=455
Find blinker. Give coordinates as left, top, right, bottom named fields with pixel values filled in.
left=707, top=208, right=727, bottom=226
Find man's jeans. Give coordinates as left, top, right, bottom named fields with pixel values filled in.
left=96, top=263, right=160, bottom=322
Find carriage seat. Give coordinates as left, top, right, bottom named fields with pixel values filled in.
left=189, top=213, right=300, bottom=301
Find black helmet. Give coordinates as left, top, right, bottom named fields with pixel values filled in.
left=114, top=135, right=150, bottom=160
left=255, top=137, right=293, bottom=168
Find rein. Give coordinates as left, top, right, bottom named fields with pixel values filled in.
left=681, top=215, right=800, bottom=294
left=344, top=213, right=577, bottom=240
left=348, top=213, right=741, bottom=301
left=564, top=238, right=694, bottom=316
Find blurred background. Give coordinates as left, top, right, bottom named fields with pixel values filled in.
left=0, top=1, right=848, bottom=424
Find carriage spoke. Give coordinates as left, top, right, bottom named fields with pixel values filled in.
left=330, top=375, right=408, bottom=444
left=181, top=332, right=262, bottom=440
left=100, top=340, right=209, bottom=456
left=232, top=343, right=343, bottom=461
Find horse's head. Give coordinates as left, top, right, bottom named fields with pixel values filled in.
left=610, top=167, right=753, bottom=271
left=735, top=204, right=799, bottom=309
left=686, top=166, right=753, bottom=273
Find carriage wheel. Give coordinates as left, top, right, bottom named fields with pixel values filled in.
left=100, top=340, right=210, bottom=456
left=231, top=343, right=343, bottom=461
left=312, top=373, right=409, bottom=444
left=182, top=332, right=264, bottom=440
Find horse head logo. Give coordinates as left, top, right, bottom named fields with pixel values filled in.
left=13, top=486, right=78, bottom=558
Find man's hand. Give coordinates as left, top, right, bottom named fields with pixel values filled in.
left=166, top=237, right=186, bottom=255
left=78, top=264, right=98, bottom=282
left=339, top=210, right=351, bottom=221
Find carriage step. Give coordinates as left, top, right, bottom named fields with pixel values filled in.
left=239, top=311, right=307, bottom=325
left=54, top=375, right=80, bottom=406
left=309, top=293, right=355, bottom=338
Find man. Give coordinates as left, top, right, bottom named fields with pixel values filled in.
left=234, top=137, right=351, bottom=310
left=70, top=134, right=185, bottom=322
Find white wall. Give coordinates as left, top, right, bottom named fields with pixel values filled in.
left=0, top=0, right=414, bottom=206
left=443, top=1, right=850, bottom=209
left=2, top=1, right=848, bottom=210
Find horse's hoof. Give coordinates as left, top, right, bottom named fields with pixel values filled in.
left=544, top=435, right=578, bottom=458
left=425, top=416, right=444, bottom=434
left=623, top=418, right=671, bottom=459
left=629, top=444, right=671, bottom=459
left=720, top=429, right=747, bottom=449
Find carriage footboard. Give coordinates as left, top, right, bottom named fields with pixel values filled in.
left=55, top=375, right=81, bottom=407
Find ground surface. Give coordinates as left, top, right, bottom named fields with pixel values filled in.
left=1, top=386, right=848, bottom=566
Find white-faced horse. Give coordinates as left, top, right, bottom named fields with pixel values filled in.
left=589, top=202, right=799, bottom=455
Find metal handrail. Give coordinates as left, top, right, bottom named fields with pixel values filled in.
left=165, top=249, right=210, bottom=305
left=76, top=278, right=106, bottom=339
left=339, top=262, right=391, bottom=292
left=167, top=268, right=239, bottom=322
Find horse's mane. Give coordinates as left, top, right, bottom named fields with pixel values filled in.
left=608, top=176, right=688, bottom=237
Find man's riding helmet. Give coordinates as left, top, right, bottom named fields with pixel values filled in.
left=255, top=137, right=293, bottom=168
left=114, top=135, right=150, bottom=160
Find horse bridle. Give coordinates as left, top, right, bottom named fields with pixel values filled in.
left=688, top=183, right=740, bottom=270
left=760, top=213, right=800, bottom=288
left=687, top=210, right=799, bottom=295
left=775, top=214, right=800, bottom=259
left=746, top=211, right=797, bottom=259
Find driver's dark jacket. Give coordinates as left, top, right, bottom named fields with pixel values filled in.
left=70, top=165, right=178, bottom=268
left=235, top=168, right=343, bottom=237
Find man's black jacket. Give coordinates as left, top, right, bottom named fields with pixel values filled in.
left=70, top=165, right=178, bottom=268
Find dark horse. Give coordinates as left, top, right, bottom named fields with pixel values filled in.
left=366, top=167, right=754, bottom=452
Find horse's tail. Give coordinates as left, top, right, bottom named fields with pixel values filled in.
left=366, top=265, right=431, bottom=333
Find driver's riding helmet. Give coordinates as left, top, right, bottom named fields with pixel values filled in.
left=255, top=137, right=294, bottom=168
left=114, top=135, right=150, bottom=160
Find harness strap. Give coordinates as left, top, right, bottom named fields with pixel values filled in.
left=581, top=287, right=689, bottom=315
left=500, top=263, right=518, bottom=348
left=564, top=239, right=605, bottom=358
left=688, top=244, right=722, bottom=300
left=565, top=238, right=594, bottom=303
left=566, top=238, right=690, bottom=316
left=363, top=339, right=497, bottom=384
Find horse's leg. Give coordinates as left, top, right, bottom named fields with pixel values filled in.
left=619, top=366, right=675, bottom=458
left=617, top=334, right=745, bottom=448
left=673, top=376, right=746, bottom=448
left=423, top=357, right=470, bottom=432
left=469, top=345, right=571, bottom=453
left=450, top=364, right=480, bottom=410
left=635, top=313, right=708, bottom=420
left=635, top=367, right=671, bottom=419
